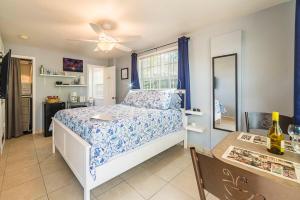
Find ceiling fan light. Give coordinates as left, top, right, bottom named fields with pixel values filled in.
left=97, top=42, right=115, bottom=52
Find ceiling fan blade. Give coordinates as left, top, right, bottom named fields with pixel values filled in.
left=114, top=43, right=132, bottom=52
left=113, top=35, right=142, bottom=43
left=67, top=39, right=99, bottom=43
left=89, top=23, right=102, bottom=34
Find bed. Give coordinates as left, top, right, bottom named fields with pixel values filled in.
left=52, top=90, right=187, bottom=200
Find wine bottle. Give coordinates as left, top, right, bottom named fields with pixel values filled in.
left=267, top=112, right=285, bottom=155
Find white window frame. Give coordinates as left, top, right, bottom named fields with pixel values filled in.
left=138, top=46, right=178, bottom=90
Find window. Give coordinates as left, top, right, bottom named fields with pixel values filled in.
left=138, top=48, right=178, bottom=89
left=88, top=66, right=104, bottom=99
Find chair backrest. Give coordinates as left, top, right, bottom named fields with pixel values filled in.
left=190, top=147, right=298, bottom=200
left=245, top=112, right=293, bottom=134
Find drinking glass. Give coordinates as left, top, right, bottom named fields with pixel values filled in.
left=287, top=124, right=300, bottom=153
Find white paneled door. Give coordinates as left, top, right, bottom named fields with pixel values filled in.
left=103, top=66, right=116, bottom=105
left=88, top=65, right=116, bottom=106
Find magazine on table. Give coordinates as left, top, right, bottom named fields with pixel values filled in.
left=222, top=145, right=300, bottom=183
left=237, top=132, right=296, bottom=153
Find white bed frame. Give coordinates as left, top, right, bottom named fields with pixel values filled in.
left=52, top=90, right=187, bottom=200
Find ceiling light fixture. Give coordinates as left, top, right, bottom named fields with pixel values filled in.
left=19, top=34, right=29, bottom=40
left=97, top=42, right=115, bottom=52
left=96, top=32, right=117, bottom=52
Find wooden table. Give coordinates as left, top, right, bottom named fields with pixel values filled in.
left=211, top=132, right=300, bottom=199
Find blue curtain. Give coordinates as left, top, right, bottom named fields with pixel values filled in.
left=178, top=36, right=191, bottom=110
left=295, top=1, right=300, bottom=124
left=131, top=53, right=140, bottom=89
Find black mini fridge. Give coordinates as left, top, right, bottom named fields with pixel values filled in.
left=43, top=102, right=65, bottom=137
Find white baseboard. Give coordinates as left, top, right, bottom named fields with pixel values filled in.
left=33, top=129, right=43, bottom=135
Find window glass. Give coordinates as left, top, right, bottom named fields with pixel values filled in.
left=138, top=49, right=178, bottom=89
left=88, top=67, right=104, bottom=99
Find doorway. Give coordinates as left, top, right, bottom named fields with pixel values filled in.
left=87, top=65, right=116, bottom=106
left=20, top=59, right=33, bottom=134
left=12, top=55, right=36, bottom=134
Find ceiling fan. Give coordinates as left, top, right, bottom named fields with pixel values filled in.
left=69, top=22, right=133, bottom=52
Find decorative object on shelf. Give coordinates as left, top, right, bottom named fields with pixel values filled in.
left=46, top=96, right=60, bottom=104
left=70, top=92, right=78, bottom=103
left=79, top=75, right=85, bottom=85
left=63, top=57, right=83, bottom=72
left=192, top=108, right=201, bottom=112
left=88, top=97, right=94, bottom=104
left=73, top=78, right=80, bottom=85
left=40, top=73, right=76, bottom=78
left=185, top=110, right=203, bottom=116
left=40, top=65, right=44, bottom=75
left=79, top=96, right=86, bottom=103
left=121, top=68, right=128, bottom=80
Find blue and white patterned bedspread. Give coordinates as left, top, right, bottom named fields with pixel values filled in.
left=54, top=104, right=183, bottom=180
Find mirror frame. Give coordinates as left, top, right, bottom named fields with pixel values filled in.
left=212, top=53, right=238, bottom=132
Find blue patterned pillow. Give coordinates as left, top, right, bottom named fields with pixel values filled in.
left=122, top=90, right=176, bottom=110
left=122, top=90, right=139, bottom=106
left=169, top=93, right=182, bottom=110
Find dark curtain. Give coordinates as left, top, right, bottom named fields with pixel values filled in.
left=295, top=1, right=300, bottom=124
left=131, top=53, right=140, bottom=89
left=6, top=57, right=23, bottom=138
left=178, top=36, right=191, bottom=110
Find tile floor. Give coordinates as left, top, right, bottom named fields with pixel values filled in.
left=0, top=134, right=219, bottom=200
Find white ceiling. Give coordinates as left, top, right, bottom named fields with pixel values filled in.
left=0, top=0, right=289, bottom=59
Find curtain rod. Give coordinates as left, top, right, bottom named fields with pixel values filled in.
left=136, top=37, right=190, bottom=55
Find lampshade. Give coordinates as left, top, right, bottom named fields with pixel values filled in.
left=96, top=32, right=116, bottom=52
left=97, top=42, right=115, bottom=52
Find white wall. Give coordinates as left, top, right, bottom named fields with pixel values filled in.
left=4, top=43, right=108, bottom=132
left=192, top=1, right=294, bottom=149
left=111, top=55, right=131, bottom=103
left=115, top=1, right=295, bottom=149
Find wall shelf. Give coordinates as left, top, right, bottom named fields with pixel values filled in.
left=185, top=110, right=203, bottom=116
left=40, top=74, right=77, bottom=78
left=186, top=125, right=204, bottom=133
left=55, top=85, right=87, bottom=87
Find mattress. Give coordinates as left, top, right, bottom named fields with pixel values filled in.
left=54, top=104, right=183, bottom=179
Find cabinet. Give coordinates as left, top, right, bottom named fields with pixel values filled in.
left=43, top=102, right=65, bottom=137
left=0, top=99, right=5, bottom=154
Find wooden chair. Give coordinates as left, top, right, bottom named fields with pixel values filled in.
left=245, top=112, right=294, bottom=134
left=190, top=147, right=295, bottom=200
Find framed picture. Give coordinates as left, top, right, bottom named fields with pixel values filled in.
left=121, top=68, right=129, bottom=80
left=63, top=58, right=83, bottom=72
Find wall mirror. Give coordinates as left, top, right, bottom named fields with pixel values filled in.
left=212, top=53, right=237, bottom=132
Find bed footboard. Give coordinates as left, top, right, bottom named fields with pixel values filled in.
left=52, top=118, right=92, bottom=200
left=52, top=117, right=186, bottom=200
